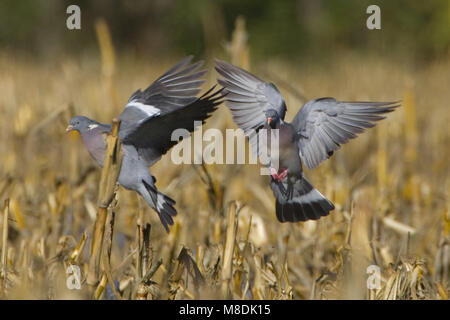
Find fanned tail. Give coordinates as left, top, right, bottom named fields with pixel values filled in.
left=270, top=175, right=334, bottom=222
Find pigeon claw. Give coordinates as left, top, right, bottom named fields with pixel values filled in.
left=270, top=168, right=288, bottom=181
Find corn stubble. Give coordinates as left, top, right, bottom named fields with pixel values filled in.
left=0, top=19, right=449, bottom=300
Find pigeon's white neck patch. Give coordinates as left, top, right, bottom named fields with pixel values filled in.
left=88, top=124, right=99, bottom=130
left=127, top=100, right=161, bottom=117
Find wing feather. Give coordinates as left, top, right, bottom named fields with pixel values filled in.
left=215, top=60, right=287, bottom=136
left=292, top=98, right=400, bottom=169
left=215, top=60, right=288, bottom=158
left=119, top=56, right=208, bottom=141
left=120, top=87, right=224, bottom=165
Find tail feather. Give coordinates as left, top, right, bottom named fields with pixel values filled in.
left=271, top=175, right=334, bottom=223
left=142, top=180, right=177, bottom=232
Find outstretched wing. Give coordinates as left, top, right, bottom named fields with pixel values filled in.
left=292, top=98, right=400, bottom=170
left=120, top=87, right=224, bottom=165
left=215, top=60, right=287, bottom=133
left=119, top=56, right=207, bottom=140
left=215, top=60, right=287, bottom=159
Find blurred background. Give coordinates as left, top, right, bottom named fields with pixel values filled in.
left=0, top=0, right=448, bottom=300
left=1, top=0, right=449, bottom=62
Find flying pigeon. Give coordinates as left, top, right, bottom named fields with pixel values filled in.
left=215, top=60, right=399, bottom=223
left=67, top=56, right=224, bottom=232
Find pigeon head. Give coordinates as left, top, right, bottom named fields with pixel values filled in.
left=265, top=109, right=281, bottom=129
left=66, top=116, right=98, bottom=133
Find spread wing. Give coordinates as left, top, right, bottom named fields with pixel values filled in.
left=119, top=56, right=207, bottom=140
left=215, top=59, right=287, bottom=133
left=120, top=87, right=224, bottom=165
left=215, top=60, right=287, bottom=159
left=292, top=98, right=400, bottom=170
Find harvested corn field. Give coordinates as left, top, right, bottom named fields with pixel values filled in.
left=0, top=1, right=449, bottom=300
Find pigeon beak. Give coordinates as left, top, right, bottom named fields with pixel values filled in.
left=267, top=117, right=272, bottom=125
left=66, top=125, right=74, bottom=132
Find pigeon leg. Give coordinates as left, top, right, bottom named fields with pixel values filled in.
left=270, top=167, right=288, bottom=181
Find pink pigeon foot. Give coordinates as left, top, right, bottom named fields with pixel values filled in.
left=270, top=168, right=288, bottom=181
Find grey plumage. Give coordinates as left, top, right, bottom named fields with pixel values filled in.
left=67, top=56, right=224, bottom=232
left=215, top=60, right=286, bottom=134
left=215, top=59, right=399, bottom=223
left=292, top=98, right=399, bottom=170
left=271, top=175, right=334, bottom=222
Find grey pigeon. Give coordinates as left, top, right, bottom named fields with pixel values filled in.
left=215, top=60, right=399, bottom=223
left=67, top=56, right=223, bottom=232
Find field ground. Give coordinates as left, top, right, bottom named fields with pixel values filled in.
left=0, top=45, right=449, bottom=299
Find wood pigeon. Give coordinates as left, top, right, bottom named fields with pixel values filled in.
left=215, top=60, right=399, bottom=223
left=67, top=56, right=224, bottom=232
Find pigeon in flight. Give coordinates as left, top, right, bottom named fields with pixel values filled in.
left=215, top=60, right=399, bottom=223
left=67, top=56, right=223, bottom=232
